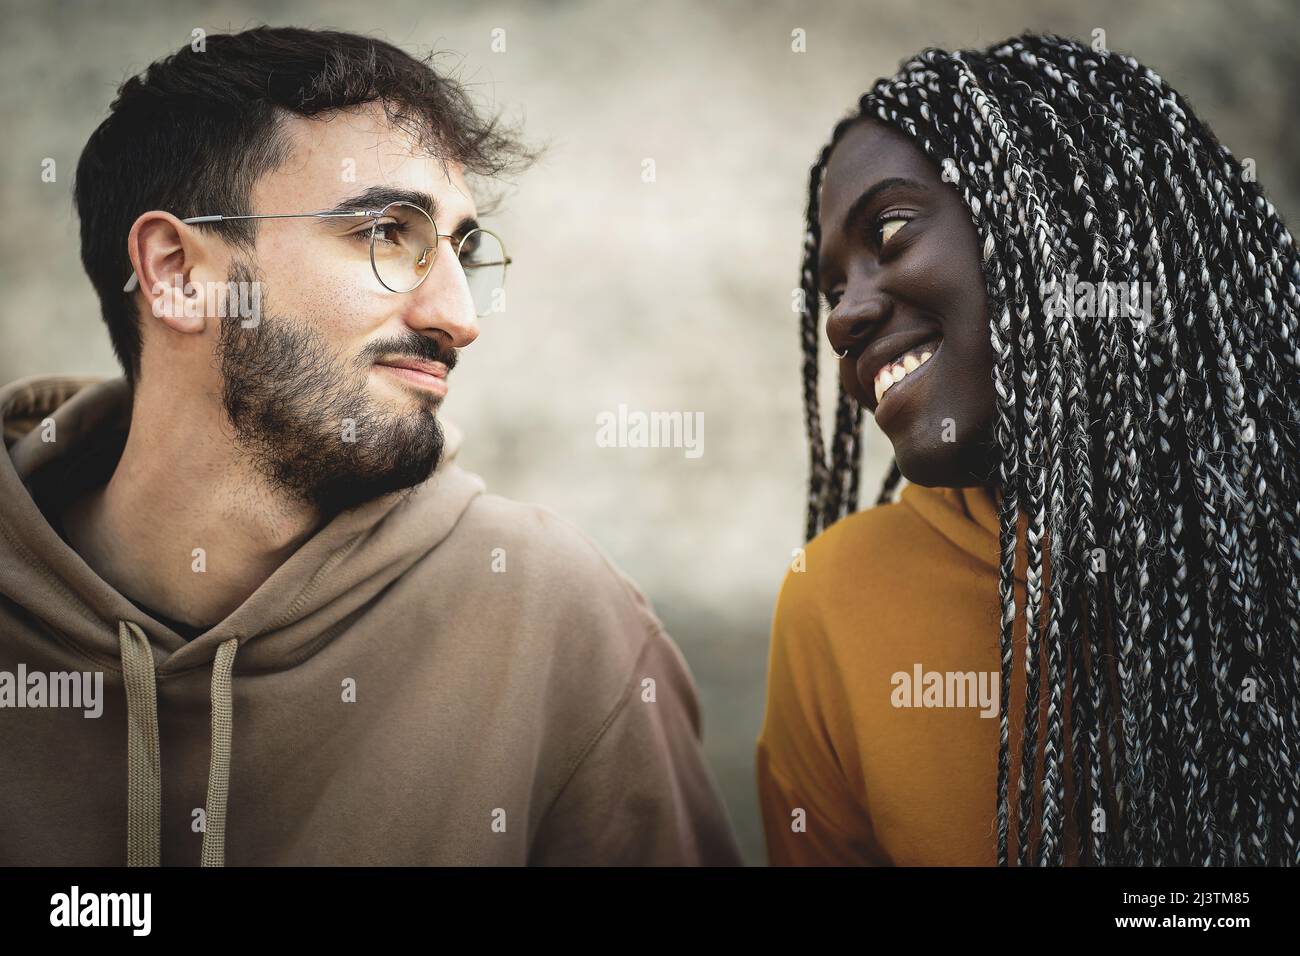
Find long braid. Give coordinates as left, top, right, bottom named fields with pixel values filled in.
left=940, top=51, right=1068, bottom=864
left=799, top=150, right=831, bottom=542
left=972, top=52, right=1119, bottom=864
left=997, top=43, right=1159, bottom=863
left=1085, top=57, right=1234, bottom=861
left=875, top=458, right=903, bottom=506
left=797, top=31, right=1300, bottom=865
left=1162, top=80, right=1300, bottom=859
left=1043, top=57, right=1221, bottom=860
left=1147, top=85, right=1273, bottom=861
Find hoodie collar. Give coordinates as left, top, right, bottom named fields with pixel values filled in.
left=899, top=480, right=1030, bottom=584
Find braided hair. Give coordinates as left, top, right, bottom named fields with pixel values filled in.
left=798, top=32, right=1300, bottom=865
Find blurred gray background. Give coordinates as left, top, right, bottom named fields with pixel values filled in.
left=3, top=0, right=1296, bottom=864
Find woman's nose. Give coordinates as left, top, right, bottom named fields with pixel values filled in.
left=826, top=294, right=891, bottom=358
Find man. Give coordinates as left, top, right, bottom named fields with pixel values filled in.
left=0, top=26, right=741, bottom=866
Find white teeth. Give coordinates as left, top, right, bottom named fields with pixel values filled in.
left=874, top=344, right=938, bottom=406
left=873, top=368, right=894, bottom=405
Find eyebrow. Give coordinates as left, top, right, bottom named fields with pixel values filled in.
left=838, top=177, right=928, bottom=242
left=818, top=177, right=929, bottom=282
left=328, top=186, right=479, bottom=234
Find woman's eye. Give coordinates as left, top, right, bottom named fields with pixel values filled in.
left=876, top=214, right=911, bottom=247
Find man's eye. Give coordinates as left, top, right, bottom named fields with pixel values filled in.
left=457, top=233, right=481, bottom=261
left=369, top=221, right=406, bottom=245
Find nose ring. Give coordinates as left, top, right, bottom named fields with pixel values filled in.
left=832, top=346, right=849, bottom=359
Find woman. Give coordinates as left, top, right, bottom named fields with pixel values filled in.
left=757, top=32, right=1300, bottom=866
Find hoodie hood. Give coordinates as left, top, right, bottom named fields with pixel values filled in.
left=0, top=374, right=485, bottom=864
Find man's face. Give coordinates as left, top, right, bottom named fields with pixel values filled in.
left=818, top=118, right=997, bottom=487
left=209, top=104, right=481, bottom=514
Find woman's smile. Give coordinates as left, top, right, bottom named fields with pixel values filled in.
left=866, top=339, right=941, bottom=431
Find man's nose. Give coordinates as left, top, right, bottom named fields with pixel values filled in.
left=403, top=237, right=479, bottom=349
left=826, top=291, right=892, bottom=357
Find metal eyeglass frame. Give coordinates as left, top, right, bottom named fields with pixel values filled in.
left=124, top=200, right=510, bottom=313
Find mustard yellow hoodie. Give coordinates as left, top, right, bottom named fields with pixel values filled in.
left=757, top=480, right=1081, bottom=866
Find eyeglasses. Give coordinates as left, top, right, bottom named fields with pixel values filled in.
left=124, top=201, right=510, bottom=317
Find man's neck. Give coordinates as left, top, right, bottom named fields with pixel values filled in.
left=61, top=398, right=322, bottom=628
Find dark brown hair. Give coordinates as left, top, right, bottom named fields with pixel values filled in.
left=74, top=25, right=537, bottom=383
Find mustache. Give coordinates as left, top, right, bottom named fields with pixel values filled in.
left=359, top=334, right=458, bottom=373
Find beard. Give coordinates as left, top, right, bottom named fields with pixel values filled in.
left=216, top=260, right=450, bottom=517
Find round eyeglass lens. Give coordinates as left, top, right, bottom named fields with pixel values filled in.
left=457, top=228, right=507, bottom=316
left=370, top=201, right=438, bottom=293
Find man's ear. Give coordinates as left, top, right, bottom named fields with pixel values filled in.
left=127, top=211, right=208, bottom=334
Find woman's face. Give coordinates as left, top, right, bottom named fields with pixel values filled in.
left=819, top=118, right=998, bottom=488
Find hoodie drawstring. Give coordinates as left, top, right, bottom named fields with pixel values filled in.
left=201, top=637, right=238, bottom=866
left=117, top=621, right=239, bottom=866
left=118, top=621, right=160, bottom=866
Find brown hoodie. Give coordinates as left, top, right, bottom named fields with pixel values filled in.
left=0, top=375, right=742, bottom=866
